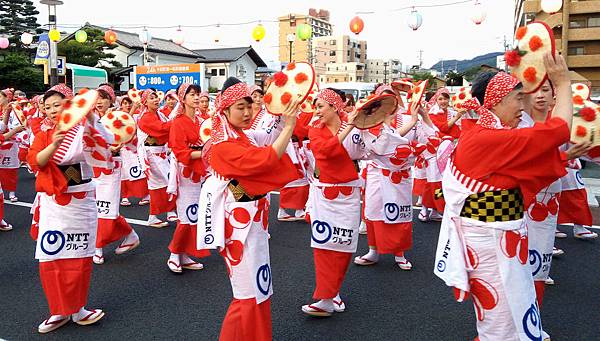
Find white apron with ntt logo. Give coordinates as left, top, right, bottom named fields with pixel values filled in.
left=309, top=184, right=361, bottom=253
left=434, top=163, right=543, bottom=341
left=176, top=167, right=202, bottom=225
left=364, top=166, right=413, bottom=224
left=95, top=158, right=122, bottom=220
left=198, top=174, right=272, bottom=304
left=0, top=141, right=20, bottom=169
left=36, top=192, right=98, bottom=261
left=120, top=146, right=145, bottom=181
left=525, top=179, right=561, bottom=282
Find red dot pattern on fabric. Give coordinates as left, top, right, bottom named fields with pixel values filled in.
left=316, top=89, right=345, bottom=113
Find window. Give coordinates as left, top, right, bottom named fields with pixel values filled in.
left=330, top=51, right=336, bottom=56
left=569, top=19, right=586, bottom=28
left=589, top=17, right=600, bottom=27
left=568, top=46, right=584, bottom=55
left=330, top=40, right=336, bottom=45
left=210, top=69, right=217, bottom=76
left=219, top=69, right=226, bottom=76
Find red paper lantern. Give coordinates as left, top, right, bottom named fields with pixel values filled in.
left=104, top=30, right=118, bottom=45
left=349, top=16, right=364, bottom=35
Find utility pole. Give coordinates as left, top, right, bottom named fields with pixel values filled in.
left=417, top=50, right=424, bottom=69
left=383, top=61, right=389, bottom=84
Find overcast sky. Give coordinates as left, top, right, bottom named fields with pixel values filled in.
left=35, top=0, right=514, bottom=69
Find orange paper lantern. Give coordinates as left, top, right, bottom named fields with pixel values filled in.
left=104, top=30, right=118, bottom=45
left=349, top=16, right=364, bottom=35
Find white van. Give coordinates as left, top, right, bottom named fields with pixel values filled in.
left=320, top=82, right=377, bottom=100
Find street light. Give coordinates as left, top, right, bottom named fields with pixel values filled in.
left=286, top=33, right=295, bottom=63
left=139, top=27, right=152, bottom=66
left=40, top=0, right=64, bottom=86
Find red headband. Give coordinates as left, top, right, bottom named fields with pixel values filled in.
left=317, top=89, right=345, bottom=113
left=97, top=85, right=115, bottom=102
left=483, top=73, right=520, bottom=109
left=1, top=88, right=14, bottom=101
left=141, top=89, right=155, bottom=105
left=216, top=82, right=250, bottom=114
left=175, top=83, right=193, bottom=116
left=427, top=87, right=450, bottom=107
left=460, top=73, right=520, bottom=130
left=48, top=84, right=74, bottom=100
left=375, top=85, right=394, bottom=96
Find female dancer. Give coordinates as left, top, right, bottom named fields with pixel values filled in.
left=28, top=84, right=110, bottom=333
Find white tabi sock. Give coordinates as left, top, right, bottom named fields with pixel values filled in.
left=573, top=224, right=592, bottom=234
left=180, top=254, right=196, bottom=264
left=363, top=248, right=379, bottom=262
left=312, top=299, right=334, bottom=312
left=124, top=230, right=139, bottom=244
left=71, top=307, right=93, bottom=322
left=95, top=248, right=103, bottom=257
left=169, top=253, right=180, bottom=264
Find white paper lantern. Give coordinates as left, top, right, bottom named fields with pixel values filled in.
left=471, top=1, right=487, bottom=25
left=138, top=28, right=152, bottom=45
left=173, top=27, right=184, bottom=45
left=20, top=32, right=34, bottom=45
left=541, top=0, right=562, bottom=14
left=407, top=9, right=423, bottom=31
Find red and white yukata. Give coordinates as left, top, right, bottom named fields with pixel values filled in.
left=27, top=118, right=113, bottom=318
left=362, top=115, right=425, bottom=260
left=306, top=121, right=366, bottom=304
left=198, top=80, right=297, bottom=340
left=434, top=115, right=569, bottom=340
left=279, top=112, right=312, bottom=216
left=167, top=111, right=210, bottom=262
left=558, top=158, right=593, bottom=227
left=0, top=108, right=25, bottom=195
left=138, top=108, right=176, bottom=218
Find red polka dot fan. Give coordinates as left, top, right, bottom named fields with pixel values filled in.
left=451, top=87, right=472, bottom=110
left=505, top=21, right=555, bottom=93
left=264, top=62, right=316, bottom=115
left=571, top=83, right=600, bottom=147
left=100, top=111, right=137, bottom=145
left=57, top=89, right=99, bottom=132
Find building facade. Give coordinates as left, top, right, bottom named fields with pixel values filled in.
left=365, top=59, right=403, bottom=83
left=193, top=47, right=267, bottom=90
left=278, top=9, right=333, bottom=64
left=515, top=0, right=600, bottom=98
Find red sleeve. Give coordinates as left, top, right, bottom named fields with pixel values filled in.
left=211, top=141, right=299, bottom=196
left=27, top=130, right=68, bottom=195
left=308, top=126, right=358, bottom=184
left=138, top=112, right=171, bottom=144
left=27, top=130, right=49, bottom=171
left=169, top=117, right=193, bottom=166
left=293, top=112, right=312, bottom=141
left=454, top=117, right=569, bottom=206
left=308, top=127, right=347, bottom=159
left=430, top=114, right=461, bottom=139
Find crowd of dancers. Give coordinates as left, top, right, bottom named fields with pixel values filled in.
left=0, top=51, right=597, bottom=341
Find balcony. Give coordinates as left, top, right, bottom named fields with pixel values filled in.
left=569, top=27, right=600, bottom=41
left=571, top=1, right=600, bottom=15
left=568, top=54, right=600, bottom=68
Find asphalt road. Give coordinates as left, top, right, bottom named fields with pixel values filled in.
left=1, top=168, right=599, bottom=340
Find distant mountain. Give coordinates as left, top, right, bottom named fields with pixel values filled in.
left=429, top=52, right=503, bottom=74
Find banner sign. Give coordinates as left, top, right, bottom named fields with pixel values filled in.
left=134, top=64, right=202, bottom=92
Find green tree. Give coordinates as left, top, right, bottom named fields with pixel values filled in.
left=412, top=71, right=437, bottom=90
left=0, top=0, right=40, bottom=49
left=445, top=70, right=464, bottom=86
left=0, top=52, right=44, bottom=92
left=58, top=28, right=122, bottom=68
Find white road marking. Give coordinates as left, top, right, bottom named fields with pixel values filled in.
left=5, top=201, right=149, bottom=227
left=6, top=199, right=600, bottom=230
